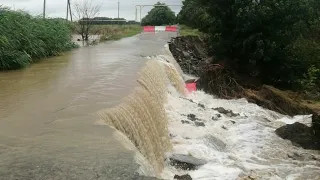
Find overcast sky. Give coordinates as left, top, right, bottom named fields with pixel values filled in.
left=1, top=0, right=183, bottom=21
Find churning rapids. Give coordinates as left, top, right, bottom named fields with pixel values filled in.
left=100, top=44, right=320, bottom=180
left=0, top=32, right=319, bottom=180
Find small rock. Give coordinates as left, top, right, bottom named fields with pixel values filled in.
left=214, top=107, right=229, bottom=114
left=287, top=152, right=320, bottom=161
left=169, top=154, right=207, bottom=170
left=198, top=103, right=205, bottom=109
left=187, top=114, right=197, bottom=121
left=170, top=134, right=177, bottom=138
left=182, top=51, right=190, bottom=57
left=174, top=174, right=192, bottom=180
left=222, top=125, right=228, bottom=130
left=238, top=176, right=257, bottom=180
left=181, top=120, right=191, bottom=124
left=213, top=107, right=239, bottom=117
left=231, top=120, right=236, bottom=124
left=205, top=135, right=226, bottom=151
left=195, top=121, right=205, bottom=127
left=211, top=114, right=221, bottom=121
left=212, top=116, right=218, bottom=121
left=312, top=113, right=320, bottom=138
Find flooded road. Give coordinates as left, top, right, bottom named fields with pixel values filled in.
left=0, top=32, right=176, bottom=180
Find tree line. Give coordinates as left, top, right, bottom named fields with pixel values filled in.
left=79, top=17, right=139, bottom=25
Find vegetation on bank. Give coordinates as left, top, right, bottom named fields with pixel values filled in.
left=100, top=25, right=141, bottom=41
left=71, top=0, right=141, bottom=43
left=178, top=25, right=203, bottom=37
left=87, top=25, right=141, bottom=42
left=174, top=0, right=320, bottom=138
left=0, top=8, right=77, bottom=70
left=177, top=0, right=320, bottom=93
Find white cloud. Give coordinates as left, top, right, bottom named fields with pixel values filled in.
left=1, top=0, right=183, bottom=21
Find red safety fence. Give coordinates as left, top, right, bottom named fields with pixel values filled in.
left=143, top=26, right=155, bottom=32
left=143, top=26, right=178, bottom=32
left=165, top=26, right=177, bottom=32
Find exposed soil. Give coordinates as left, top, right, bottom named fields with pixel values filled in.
left=169, top=35, right=320, bottom=149
left=168, top=36, right=208, bottom=76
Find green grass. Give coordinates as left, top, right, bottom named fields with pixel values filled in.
left=0, top=7, right=78, bottom=70
left=103, top=25, right=142, bottom=40
left=72, top=24, right=142, bottom=42
left=179, top=25, right=203, bottom=37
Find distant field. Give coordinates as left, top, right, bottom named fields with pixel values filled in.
left=72, top=24, right=142, bottom=42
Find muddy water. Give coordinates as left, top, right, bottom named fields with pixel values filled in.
left=0, top=32, right=176, bottom=180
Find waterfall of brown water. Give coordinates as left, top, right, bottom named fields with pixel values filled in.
left=99, top=59, right=186, bottom=175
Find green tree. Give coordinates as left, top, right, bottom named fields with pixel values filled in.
left=141, top=2, right=176, bottom=26
left=179, top=0, right=320, bottom=89
left=177, top=0, right=212, bottom=33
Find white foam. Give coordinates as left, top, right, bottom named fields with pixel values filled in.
left=162, top=86, right=320, bottom=179
left=276, top=115, right=313, bottom=126
left=133, top=45, right=320, bottom=179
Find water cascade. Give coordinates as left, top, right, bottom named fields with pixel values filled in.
left=100, top=45, right=320, bottom=180
left=99, top=59, right=186, bottom=175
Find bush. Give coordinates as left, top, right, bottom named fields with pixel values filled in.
left=177, top=0, right=212, bottom=33
left=0, top=7, right=78, bottom=70
left=178, top=0, right=320, bottom=91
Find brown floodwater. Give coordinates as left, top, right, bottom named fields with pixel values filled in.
left=0, top=32, right=177, bottom=180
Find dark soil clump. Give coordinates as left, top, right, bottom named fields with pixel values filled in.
left=168, top=36, right=208, bottom=76
left=168, top=154, right=207, bottom=170
left=174, top=174, right=192, bottom=180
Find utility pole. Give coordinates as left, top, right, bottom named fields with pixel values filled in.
left=66, top=0, right=73, bottom=22
left=117, top=1, right=120, bottom=19
left=43, top=0, right=46, bottom=19
left=66, top=0, right=69, bottom=21
left=68, top=0, right=73, bottom=22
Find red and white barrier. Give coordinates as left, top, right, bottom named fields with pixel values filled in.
left=143, top=25, right=178, bottom=33
left=143, top=26, right=155, bottom=32
left=165, top=26, right=177, bottom=32
left=155, top=26, right=166, bottom=32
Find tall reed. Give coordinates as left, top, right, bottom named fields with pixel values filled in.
left=0, top=7, right=78, bottom=70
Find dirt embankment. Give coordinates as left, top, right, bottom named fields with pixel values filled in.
left=169, top=36, right=320, bottom=150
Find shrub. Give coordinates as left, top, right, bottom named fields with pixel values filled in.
left=179, top=0, right=320, bottom=90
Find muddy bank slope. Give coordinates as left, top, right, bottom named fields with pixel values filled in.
left=169, top=36, right=320, bottom=150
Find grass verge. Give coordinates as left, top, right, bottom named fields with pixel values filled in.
left=86, top=25, right=142, bottom=42
left=178, top=25, right=203, bottom=37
